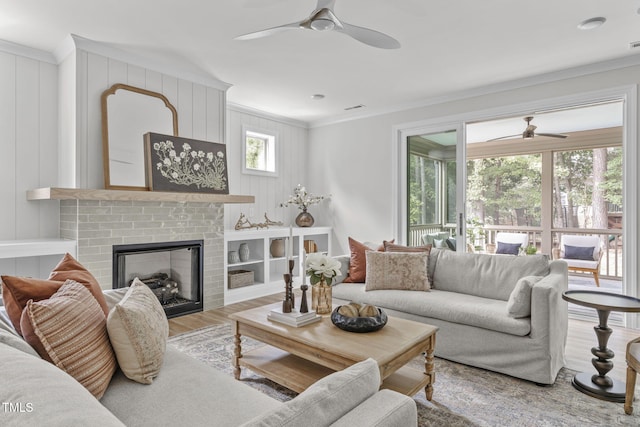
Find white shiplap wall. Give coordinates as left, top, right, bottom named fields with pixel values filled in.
left=70, top=49, right=227, bottom=189
left=0, top=51, right=61, bottom=276
left=225, top=106, right=308, bottom=229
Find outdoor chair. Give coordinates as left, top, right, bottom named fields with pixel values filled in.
left=486, top=232, right=528, bottom=255
left=625, top=335, right=640, bottom=414
left=552, top=235, right=604, bottom=287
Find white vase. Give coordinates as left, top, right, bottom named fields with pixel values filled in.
left=228, top=251, right=240, bottom=264
left=239, top=243, right=250, bottom=262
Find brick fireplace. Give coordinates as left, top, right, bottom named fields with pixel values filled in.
left=27, top=187, right=254, bottom=311
left=59, top=199, right=225, bottom=310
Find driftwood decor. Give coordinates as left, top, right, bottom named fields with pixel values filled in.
left=234, top=213, right=283, bottom=230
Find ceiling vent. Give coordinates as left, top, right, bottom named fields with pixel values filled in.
left=630, top=41, right=640, bottom=49
left=344, top=104, right=365, bottom=111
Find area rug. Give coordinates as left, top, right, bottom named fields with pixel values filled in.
left=168, top=324, right=639, bottom=426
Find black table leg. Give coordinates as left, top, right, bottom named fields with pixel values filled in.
left=571, top=309, right=626, bottom=402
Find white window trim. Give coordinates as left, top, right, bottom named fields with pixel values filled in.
left=392, top=85, right=638, bottom=328
left=241, top=125, right=279, bottom=177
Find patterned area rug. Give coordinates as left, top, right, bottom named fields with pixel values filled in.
left=168, top=324, right=639, bottom=426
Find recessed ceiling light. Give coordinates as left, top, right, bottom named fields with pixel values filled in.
left=578, top=17, right=606, bottom=30
left=310, top=94, right=325, bottom=100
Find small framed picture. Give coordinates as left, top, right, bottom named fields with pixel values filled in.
left=144, top=132, right=229, bottom=194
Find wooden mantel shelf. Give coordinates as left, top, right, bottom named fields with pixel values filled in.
left=27, top=187, right=254, bottom=204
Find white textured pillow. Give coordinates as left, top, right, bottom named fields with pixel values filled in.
left=365, top=251, right=430, bottom=292
left=107, top=278, right=168, bottom=384
left=433, top=238, right=446, bottom=249
left=240, top=358, right=380, bottom=427
left=507, top=276, right=543, bottom=318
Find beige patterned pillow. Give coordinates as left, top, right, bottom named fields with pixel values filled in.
left=365, top=251, right=430, bottom=292
left=107, top=278, right=168, bottom=384
left=20, top=280, right=117, bottom=399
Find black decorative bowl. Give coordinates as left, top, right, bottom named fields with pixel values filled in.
left=330, top=306, right=388, bottom=333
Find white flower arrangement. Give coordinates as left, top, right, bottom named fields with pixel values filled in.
left=153, top=140, right=227, bottom=190
left=304, top=253, right=342, bottom=285
left=281, top=184, right=329, bottom=211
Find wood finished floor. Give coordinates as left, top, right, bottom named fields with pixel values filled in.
left=169, top=293, right=639, bottom=383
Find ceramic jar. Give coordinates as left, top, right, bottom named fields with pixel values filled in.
left=228, top=250, right=240, bottom=264
left=295, top=208, right=314, bottom=227
left=270, top=238, right=285, bottom=258
left=239, top=242, right=250, bottom=262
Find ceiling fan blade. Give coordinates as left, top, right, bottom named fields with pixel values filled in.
left=234, top=22, right=301, bottom=41
left=486, top=134, right=521, bottom=142
left=536, top=133, right=568, bottom=139
left=338, top=22, right=401, bottom=49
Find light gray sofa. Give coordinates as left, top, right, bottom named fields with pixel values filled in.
left=0, top=289, right=417, bottom=427
left=332, top=248, right=569, bottom=385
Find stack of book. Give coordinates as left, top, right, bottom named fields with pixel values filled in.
left=267, top=307, right=321, bottom=327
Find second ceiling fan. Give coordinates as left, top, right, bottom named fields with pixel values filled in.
left=488, top=116, right=568, bottom=142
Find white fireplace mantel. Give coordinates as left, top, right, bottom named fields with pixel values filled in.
left=27, top=187, right=255, bottom=204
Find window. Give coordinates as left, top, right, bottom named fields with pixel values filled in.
left=406, top=131, right=458, bottom=246
left=242, top=126, right=277, bottom=176
left=552, top=147, right=622, bottom=229
left=466, top=154, right=542, bottom=227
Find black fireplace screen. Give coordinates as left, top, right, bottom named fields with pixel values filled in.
left=112, top=240, right=203, bottom=318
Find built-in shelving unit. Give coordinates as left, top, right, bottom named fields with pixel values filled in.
left=224, top=227, right=331, bottom=305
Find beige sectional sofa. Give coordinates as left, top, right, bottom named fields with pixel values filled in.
left=0, top=288, right=417, bottom=427
left=332, top=248, right=569, bottom=385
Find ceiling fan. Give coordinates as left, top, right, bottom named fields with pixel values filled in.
left=487, top=116, right=568, bottom=142
left=234, top=0, right=401, bottom=49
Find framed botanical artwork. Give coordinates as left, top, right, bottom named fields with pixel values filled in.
left=144, top=132, right=229, bottom=194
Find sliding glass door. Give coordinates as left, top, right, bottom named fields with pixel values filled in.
left=406, top=130, right=461, bottom=249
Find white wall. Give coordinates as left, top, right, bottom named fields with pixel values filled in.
left=224, top=106, right=308, bottom=229
left=309, top=66, right=640, bottom=259
left=64, top=47, right=226, bottom=189
left=0, top=50, right=60, bottom=276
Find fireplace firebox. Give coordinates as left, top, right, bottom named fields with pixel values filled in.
left=112, top=240, right=203, bottom=318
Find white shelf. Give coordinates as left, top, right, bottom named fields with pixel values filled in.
left=0, top=238, right=77, bottom=259
left=228, top=259, right=263, bottom=267
left=224, top=227, right=331, bottom=305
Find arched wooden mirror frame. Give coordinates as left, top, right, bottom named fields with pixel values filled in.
left=101, top=83, right=179, bottom=190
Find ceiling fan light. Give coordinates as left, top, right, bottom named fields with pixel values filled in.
left=523, top=130, right=535, bottom=139
left=311, top=19, right=335, bottom=31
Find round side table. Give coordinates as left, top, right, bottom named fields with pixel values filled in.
left=562, top=290, right=640, bottom=402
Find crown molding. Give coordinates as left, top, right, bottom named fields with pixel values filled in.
left=54, top=34, right=232, bottom=91
left=0, top=39, right=56, bottom=64
left=308, top=53, right=640, bottom=129
left=227, top=102, right=309, bottom=129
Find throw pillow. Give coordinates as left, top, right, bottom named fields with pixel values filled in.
left=365, top=251, right=430, bottom=292
left=240, top=358, right=381, bottom=427
left=433, top=238, right=446, bottom=249
left=20, top=280, right=117, bottom=399
left=496, top=242, right=522, bottom=255
left=343, top=237, right=390, bottom=283
left=445, top=238, right=457, bottom=251
left=1, top=253, right=109, bottom=336
left=383, top=241, right=432, bottom=254
left=564, top=245, right=595, bottom=261
left=506, top=276, right=543, bottom=318
left=107, top=278, right=168, bottom=384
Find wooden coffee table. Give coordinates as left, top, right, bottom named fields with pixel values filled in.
left=229, top=302, right=438, bottom=399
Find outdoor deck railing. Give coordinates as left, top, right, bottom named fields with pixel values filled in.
left=408, top=224, right=623, bottom=279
